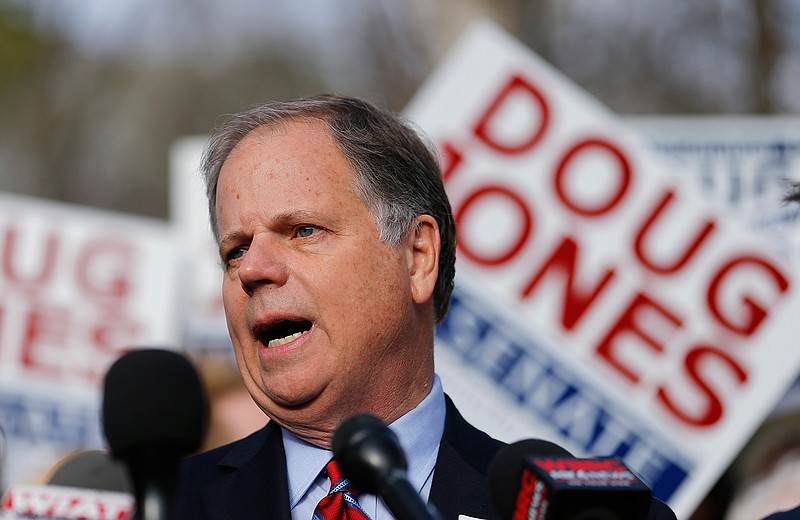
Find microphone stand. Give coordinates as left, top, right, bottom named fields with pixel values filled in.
left=380, top=468, right=443, bottom=520
left=125, top=450, right=178, bottom=520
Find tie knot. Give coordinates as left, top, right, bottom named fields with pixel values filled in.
left=324, top=459, right=361, bottom=496
left=324, top=459, right=344, bottom=485
left=313, top=459, right=371, bottom=520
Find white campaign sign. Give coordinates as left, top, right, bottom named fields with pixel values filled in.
left=169, top=137, right=231, bottom=350
left=405, top=22, right=800, bottom=516
left=627, top=116, right=800, bottom=265
left=0, top=192, right=179, bottom=486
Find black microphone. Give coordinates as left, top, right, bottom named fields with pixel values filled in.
left=488, top=438, right=573, bottom=519
left=488, top=439, right=652, bottom=520
left=332, top=413, right=443, bottom=520
left=102, top=348, right=208, bottom=520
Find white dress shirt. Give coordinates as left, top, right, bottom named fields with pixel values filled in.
left=285, top=374, right=446, bottom=520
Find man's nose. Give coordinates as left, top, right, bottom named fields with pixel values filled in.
left=237, top=235, right=289, bottom=295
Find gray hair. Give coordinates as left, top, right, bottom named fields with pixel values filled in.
left=787, top=181, right=800, bottom=204
left=200, top=94, right=456, bottom=323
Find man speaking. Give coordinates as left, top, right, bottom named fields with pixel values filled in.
left=175, top=95, right=675, bottom=520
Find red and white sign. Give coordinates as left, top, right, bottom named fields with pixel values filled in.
left=0, top=194, right=178, bottom=386
left=627, top=116, right=800, bottom=264
left=405, top=21, right=800, bottom=516
left=1, top=484, right=134, bottom=520
left=0, top=192, right=178, bottom=486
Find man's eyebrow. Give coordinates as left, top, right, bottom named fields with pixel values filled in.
left=273, top=209, right=348, bottom=230
left=273, top=209, right=323, bottom=224
left=216, top=209, right=340, bottom=255
left=217, top=230, right=248, bottom=258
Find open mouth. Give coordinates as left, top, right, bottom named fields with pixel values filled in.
left=256, top=320, right=313, bottom=348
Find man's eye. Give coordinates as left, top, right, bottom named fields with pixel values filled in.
left=297, top=225, right=318, bottom=238
left=226, top=247, right=247, bottom=263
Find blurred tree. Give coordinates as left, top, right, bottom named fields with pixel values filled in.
left=0, top=1, right=56, bottom=197
left=0, top=2, right=44, bottom=95
left=506, top=0, right=797, bottom=114
left=0, top=0, right=798, bottom=220
left=0, top=0, right=436, bottom=219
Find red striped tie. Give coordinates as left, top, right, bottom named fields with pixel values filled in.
left=312, top=460, right=372, bottom=520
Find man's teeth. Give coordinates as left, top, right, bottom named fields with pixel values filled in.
left=267, top=331, right=304, bottom=348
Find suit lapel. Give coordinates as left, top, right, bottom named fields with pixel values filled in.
left=192, top=396, right=501, bottom=520
left=201, top=421, right=292, bottom=519
left=429, top=396, right=503, bottom=520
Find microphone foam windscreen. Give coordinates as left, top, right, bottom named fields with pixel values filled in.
left=332, top=413, right=407, bottom=494
left=487, top=439, right=572, bottom=520
left=102, top=349, right=208, bottom=459
left=46, top=450, right=132, bottom=493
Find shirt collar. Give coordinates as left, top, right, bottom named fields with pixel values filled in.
left=284, top=374, right=446, bottom=507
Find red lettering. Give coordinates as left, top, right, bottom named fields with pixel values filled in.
left=534, top=458, right=620, bottom=471
left=76, top=239, right=134, bottom=300
left=513, top=469, right=538, bottom=520
left=707, top=255, right=790, bottom=336
left=2, top=226, right=59, bottom=287
left=533, top=459, right=569, bottom=472
left=440, top=142, right=465, bottom=183
left=554, top=139, right=632, bottom=217
left=595, top=293, right=682, bottom=384
left=456, top=185, right=533, bottom=266
left=657, top=345, right=748, bottom=427
left=634, top=190, right=717, bottom=275
left=11, top=302, right=136, bottom=384
left=474, top=74, right=550, bottom=155
left=21, top=305, right=70, bottom=377
left=92, top=315, right=141, bottom=354
left=520, top=236, right=615, bottom=330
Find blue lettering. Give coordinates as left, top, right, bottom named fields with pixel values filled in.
left=437, top=286, right=692, bottom=502
left=0, top=390, right=102, bottom=447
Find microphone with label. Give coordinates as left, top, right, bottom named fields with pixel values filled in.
left=332, top=413, right=443, bottom=520
left=487, top=439, right=652, bottom=520
left=102, top=348, right=208, bottom=520
left=0, top=450, right=134, bottom=520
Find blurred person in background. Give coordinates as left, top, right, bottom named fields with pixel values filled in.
left=726, top=408, right=800, bottom=519
left=750, top=183, right=800, bottom=520
left=190, top=351, right=268, bottom=452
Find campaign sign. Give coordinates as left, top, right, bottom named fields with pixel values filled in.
left=0, top=192, right=178, bottom=486
left=405, top=22, right=800, bottom=516
left=169, top=137, right=231, bottom=352
left=627, top=117, right=800, bottom=264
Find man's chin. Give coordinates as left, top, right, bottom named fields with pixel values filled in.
left=261, top=387, right=330, bottom=416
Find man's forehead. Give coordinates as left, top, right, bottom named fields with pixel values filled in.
left=215, top=118, right=364, bottom=203
left=231, top=117, right=331, bottom=155
left=222, top=119, right=342, bottom=181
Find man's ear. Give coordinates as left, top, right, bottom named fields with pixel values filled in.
left=406, top=215, right=440, bottom=305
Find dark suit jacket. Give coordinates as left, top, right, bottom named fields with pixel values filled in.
left=176, top=395, right=675, bottom=520
left=763, top=506, right=800, bottom=519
